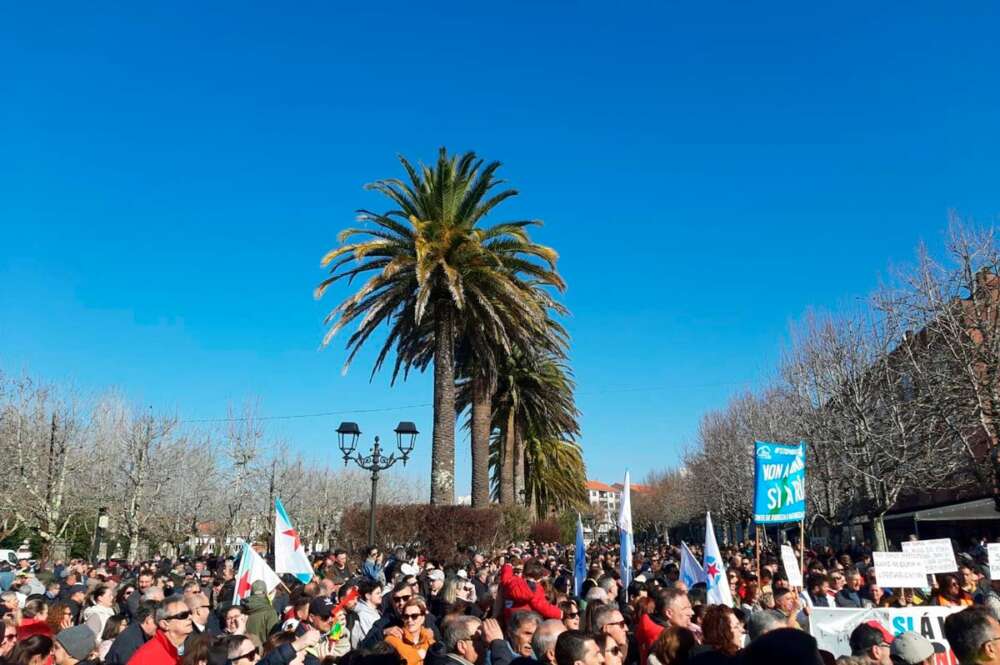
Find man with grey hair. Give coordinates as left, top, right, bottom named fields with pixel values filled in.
left=746, top=609, right=786, bottom=641
left=143, top=586, right=165, bottom=603
left=130, top=596, right=192, bottom=665
left=508, top=610, right=542, bottom=659
left=583, top=587, right=608, bottom=605
left=592, top=605, right=628, bottom=662
left=441, top=615, right=484, bottom=665
left=532, top=620, right=567, bottom=665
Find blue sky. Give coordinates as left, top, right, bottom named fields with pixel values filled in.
left=3, top=2, right=999, bottom=496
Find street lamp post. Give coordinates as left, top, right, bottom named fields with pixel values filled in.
left=336, top=421, right=419, bottom=547
left=91, top=507, right=109, bottom=563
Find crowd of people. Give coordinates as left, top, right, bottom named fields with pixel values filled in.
left=1, top=537, right=1000, bottom=665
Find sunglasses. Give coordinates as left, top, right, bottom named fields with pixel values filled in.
left=606, top=620, right=626, bottom=629
left=164, top=610, right=192, bottom=621
left=564, top=612, right=580, bottom=619
left=394, top=595, right=413, bottom=604
left=403, top=612, right=424, bottom=621
left=232, top=647, right=259, bottom=662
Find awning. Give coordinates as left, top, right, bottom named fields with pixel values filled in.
left=886, top=498, right=1000, bottom=522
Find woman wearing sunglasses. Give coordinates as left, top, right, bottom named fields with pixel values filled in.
left=559, top=600, right=581, bottom=631
left=384, top=597, right=435, bottom=665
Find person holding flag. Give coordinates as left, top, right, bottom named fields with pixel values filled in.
left=574, top=514, right=586, bottom=597
left=275, top=498, right=314, bottom=584
left=703, top=512, right=733, bottom=607
left=233, top=543, right=283, bottom=606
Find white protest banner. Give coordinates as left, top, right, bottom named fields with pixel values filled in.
left=872, top=551, right=929, bottom=588
left=901, top=538, right=958, bottom=574
left=780, top=544, right=803, bottom=588
left=810, top=606, right=959, bottom=659
left=989, top=543, right=1000, bottom=580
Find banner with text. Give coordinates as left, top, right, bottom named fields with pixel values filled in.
left=753, top=441, right=806, bottom=524
left=810, top=606, right=958, bottom=659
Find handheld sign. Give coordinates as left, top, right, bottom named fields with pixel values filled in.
left=873, top=551, right=929, bottom=588
left=901, top=539, right=958, bottom=574
left=753, top=441, right=806, bottom=524
left=781, top=544, right=803, bottom=588
left=989, top=544, right=1000, bottom=581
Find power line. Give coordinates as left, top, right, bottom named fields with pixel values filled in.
left=177, top=379, right=755, bottom=424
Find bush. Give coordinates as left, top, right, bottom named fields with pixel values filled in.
left=529, top=520, right=562, bottom=544
left=341, top=504, right=531, bottom=564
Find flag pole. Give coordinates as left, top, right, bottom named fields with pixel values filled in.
left=799, top=519, right=805, bottom=577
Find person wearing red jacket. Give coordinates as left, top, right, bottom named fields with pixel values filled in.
left=129, top=597, right=192, bottom=665
left=635, top=588, right=694, bottom=665
left=499, top=560, right=562, bottom=625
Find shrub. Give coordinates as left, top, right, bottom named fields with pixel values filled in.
left=341, top=504, right=517, bottom=563
left=529, top=520, right=562, bottom=544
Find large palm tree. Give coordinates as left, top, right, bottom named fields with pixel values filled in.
left=487, top=350, right=581, bottom=505
left=316, top=148, right=564, bottom=505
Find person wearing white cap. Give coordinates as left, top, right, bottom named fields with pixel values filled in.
left=889, top=632, right=937, bottom=665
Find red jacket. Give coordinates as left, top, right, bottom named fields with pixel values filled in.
left=498, top=564, right=562, bottom=623
left=128, top=630, right=181, bottom=665
left=635, top=613, right=665, bottom=665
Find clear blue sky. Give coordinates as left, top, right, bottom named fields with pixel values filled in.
left=3, top=2, right=999, bottom=496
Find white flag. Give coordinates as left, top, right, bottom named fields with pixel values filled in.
left=619, top=471, right=633, bottom=591
left=233, top=542, right=283, bottom=605
left=275, top=498, right=314, bottom=583
left=680, top=541, right=708, bottom=589
left=703, top=512, right=733, bottom=606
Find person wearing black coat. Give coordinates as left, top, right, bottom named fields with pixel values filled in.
left=104, top=601, right=158, bottom=665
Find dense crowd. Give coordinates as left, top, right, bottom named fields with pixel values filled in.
left=2, top=537, right=1000, bottom=665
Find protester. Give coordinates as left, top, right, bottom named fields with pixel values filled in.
left=438, top=615, right=483, bottom=665
left=52, top=625, right=97, bottom=665
left=848, top=622, right=892, bottom=665
left=384, top=596, right=435, bottom=665
left=244, top=582, right=279, bottom=646
left=7, top=635, right=54, bottom=665
left=532, top=620, right=567, bottom=665
left=130, top=596, right=193, bottom=665
left=97, top=615, right=128, bottom=660
left=934, top=574, right=975, bottom=608
left=554, top=631, right=602, bottom=665
left=350, top=579, right=384, bottom=648
left=647, top=627, right=696, bottom=665
left=688, top=605, right=742, bottom=664
left=81, top=585, right=116, bottom=638
left=944, top=606, right=1000, bottom=665
left=105, top=601, right=159, bottom=665
left=888, top=631, right=936, bottom=665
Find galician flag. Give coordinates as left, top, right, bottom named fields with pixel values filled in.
left=232, top=542, right=283, bottom=606
left=574, top=513, right=586, bottom=597
left=618, top=471, right=634, bottom=593
left=679, top=541, right=708, bottom=589
left=274, top=498, right=313, bottom=583
left=703, top=511, right=733, bottom=606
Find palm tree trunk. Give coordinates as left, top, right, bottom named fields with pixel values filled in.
left=500, top=411, right=515, bottom=505
left=470, top=376, right=492, bottom=508
left=431, top=304, right=456, bottom=505
left=513, top=431, right=525, bottom=504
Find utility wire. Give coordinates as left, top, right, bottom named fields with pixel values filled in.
left=178, top=380, right=754, bottom=424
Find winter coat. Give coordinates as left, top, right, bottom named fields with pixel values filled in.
left=103, top=621, right=149, bottom=665
left=498, top=564, right=561, bottom=624
left=244, top=594, right=279, bottom=646
left=82, top=604, right=116, bottom=638
left=362, top=560, right=385, bottom=585
left=360, top=609, right=441, bottom=649
left=350, top=600, right=381, bottom=648
left=129, top=630, right=182, bottom=665
left=385, top=627, right=435, bottom=665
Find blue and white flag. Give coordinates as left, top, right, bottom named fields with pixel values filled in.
left=619, top=471, right=633, bottom=593
left=703, top=511, right=733, bottom=606
left=574, top=513, right=586, bottom=597
left=274, top=498, right=314, bottom=583
left=679, top=541, right=707, bottom=589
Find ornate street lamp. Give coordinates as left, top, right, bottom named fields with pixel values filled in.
left=337, top=421, right=419, bottom=546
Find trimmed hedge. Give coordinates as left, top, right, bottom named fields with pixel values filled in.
left=340, top=504, right=532, bottom=563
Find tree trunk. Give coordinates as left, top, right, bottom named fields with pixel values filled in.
left=500, top=411, right=515, bottom=506
left=431, top=304, right=456, bottom=505
left=470, top=376, right=492, bottom=508
left=513, top=431, right=525, bottom=504
left=872, top=513, right=889, bottom=552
